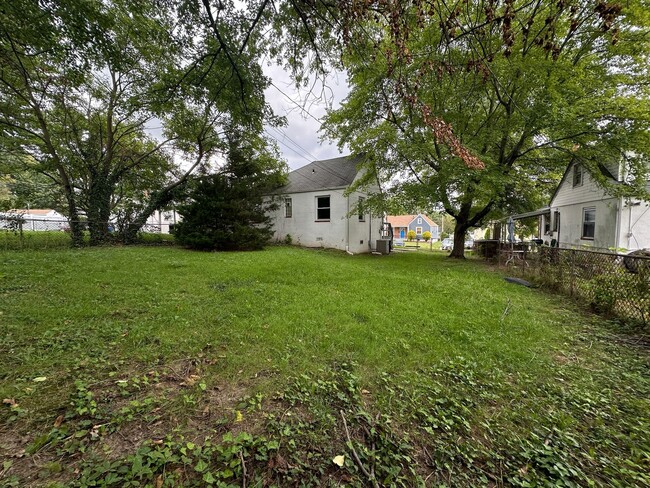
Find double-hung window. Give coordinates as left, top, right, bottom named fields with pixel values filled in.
left=316, top=195, right=330, bottom=221
left=582, top=207, right=595, bottom=239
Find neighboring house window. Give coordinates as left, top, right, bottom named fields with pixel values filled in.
left=416, top=226, right=422, bottom=235
left=553, top=211, right=560, bottom=232
left=573, top=164, right=583, bottom=187
left=316, top=195, right=330, bottom=221
left=358, top=197, right=365, bottom=222
left=582, top=207, right=596, bottom=239
left=284, top=197, right=292, bottom=218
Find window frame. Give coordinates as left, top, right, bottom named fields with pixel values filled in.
left=581, top=207, right=596, bottom=240
left=284, top=197, right=292, bottom=218
left=572, top=164, right=583, bottom=187
left=415, top=226, right=423, bottom=235
left=315, top=195, right=331, bottom=222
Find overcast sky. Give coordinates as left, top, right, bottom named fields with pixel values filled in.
left=146, top=65, right=350, bottom=171
left=263, top=64, right=350, bottom=171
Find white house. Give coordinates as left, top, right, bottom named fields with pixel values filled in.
left=268, top=155, right=383, bottom=253
left=0, top=208, right=67, bottom=231
left=145, top=209, right=180, bottom=234
left=535, top=161, right=650, bottom=251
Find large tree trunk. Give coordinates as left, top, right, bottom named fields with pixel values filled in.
left=87, top=177, right=113, bottom=245
left=121, top=149, right=205, bottom=243
left=65, top=195, right=84, bottom=248
left=56, top=168, right=84, bottom=247
left=449, top=221, right=468, bottom=259
left=122, top=188, right=176, bottom=244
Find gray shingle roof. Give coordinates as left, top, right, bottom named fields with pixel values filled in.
left=279, top=155, right=362, bottom=194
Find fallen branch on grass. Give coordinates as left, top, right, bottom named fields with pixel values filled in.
left=340, top=410, right=379, bottom=488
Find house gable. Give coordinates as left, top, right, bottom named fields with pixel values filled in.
left=407, top=214, right=438, bottom=234
left=550, top=161, right=613, bottom=209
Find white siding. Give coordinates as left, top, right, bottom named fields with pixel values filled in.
left=552, top=165, right=611, bottom=208
left=552, top=199, right=618, bottom=249
left=145, top=210, right=180, bottom=234
left=550, top=165, right=650, bottom=251
left=268, top=188, right=382, bottom=253
left=550, top=165, right=618, bottom=249
left=619, top=192, right=650, bottom=251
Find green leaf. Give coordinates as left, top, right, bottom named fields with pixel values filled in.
left=194, top=459, right=208, bottom=473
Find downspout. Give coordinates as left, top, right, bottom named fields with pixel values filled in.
left=627, top=200, right=633, bottom=250
left=614, top=196, right=623, bottom=250
left=368, top=211, right=372, bottom=251
left=346, top=194, right=350, bottom=253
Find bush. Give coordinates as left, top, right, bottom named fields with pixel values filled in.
left=484, top=228, right=491, bottom=239
left=174, top=136, right=286, bottom=251
left=407, top=230, right=416, bottom=241
left=422, top=231, right=432, bottom=242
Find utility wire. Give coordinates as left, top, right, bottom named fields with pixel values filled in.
left=267, top=124, right=355, bottom=182
left=270, top=82, right=323, bottom=124
left=266, top=125, right=319, bottom=162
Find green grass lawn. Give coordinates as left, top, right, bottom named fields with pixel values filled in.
left=1, top=246, right=648, bottom=487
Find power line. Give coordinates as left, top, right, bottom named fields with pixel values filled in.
left=264, top=128, right=313, bottom=165
left=266, top=125, right=356, bottom=183
left=266, top=125, right=319, bottom=162
left=270, top=82, right=323, bottom=124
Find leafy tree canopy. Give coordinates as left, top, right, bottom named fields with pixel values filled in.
left=324, top=0, right=650, bottom=257
left=0, top=0, right=280, bottom=245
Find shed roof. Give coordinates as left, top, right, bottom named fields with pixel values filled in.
left=280, top=155, right=362, bottom=194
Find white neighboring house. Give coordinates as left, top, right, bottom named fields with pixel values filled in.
left=268, top=155, right=383, bottom=253
left=145, top=209, right=180, bottom=234
left=537, top=161, right=650, bottom=251
left=0, top=209, right=67, bottom=231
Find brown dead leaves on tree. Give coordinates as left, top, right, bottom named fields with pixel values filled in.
left=337, top=0, right=623, bottom=170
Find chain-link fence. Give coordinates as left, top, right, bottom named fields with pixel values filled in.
left=0, top=214, right=173, bottom=250
left=495, top=244, right=650, bottom=327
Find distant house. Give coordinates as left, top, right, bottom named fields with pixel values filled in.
left=145, top=209, right=179, bottom=234
left=387, top=214, right=439, bottom=240
left=515, top=160, right=650, bottom=251
left=1, top=208, right=67, bottom=231
left=268, top=155, right=382, bottom=253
